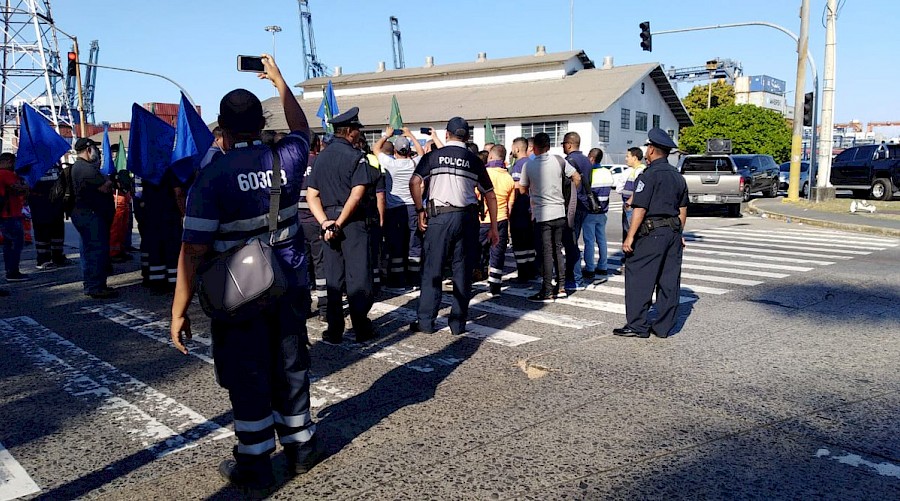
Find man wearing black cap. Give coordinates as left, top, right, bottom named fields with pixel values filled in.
left=409, top=117, right=498, bottom=336
left=70, top=137, right=117, bottom=298
left=306, top=106, right=377, bottom=344
left=614, top=127, right=688, bottom=339
left=170, top=54, right=322, bottom=491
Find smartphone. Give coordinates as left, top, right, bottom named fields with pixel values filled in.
left=237, top=55, right=265, bottom=72
left=392, top=130, right=404, bottom=136
left=420, top=127, right=432, bottom=135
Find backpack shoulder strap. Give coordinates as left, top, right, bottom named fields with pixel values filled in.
left=267, top=146, right=282, bottom=235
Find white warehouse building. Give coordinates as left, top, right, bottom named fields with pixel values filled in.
left=262, top=48, right=692, bottom=163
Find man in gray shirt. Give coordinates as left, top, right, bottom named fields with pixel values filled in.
left=70, top=137, right=116, bottom=299
left=518, top=132, right=581, bottom=302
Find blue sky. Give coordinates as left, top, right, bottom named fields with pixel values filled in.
left=55, top=0, right=898, bottom=134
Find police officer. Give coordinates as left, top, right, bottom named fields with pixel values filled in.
left=306, top=107, right=377, bottom=344
left=409, top=117, right=498, bottom=336
left=170, top=55, right=322, bottom=490
left=614, top=128, right=688, bottom=339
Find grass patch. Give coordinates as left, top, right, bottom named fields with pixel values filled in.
left=782, top=197, right=900, bottom=221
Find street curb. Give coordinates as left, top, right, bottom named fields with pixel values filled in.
left=747, top=200, right=900, bottom=238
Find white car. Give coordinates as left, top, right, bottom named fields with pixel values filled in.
left=602, top=164, right=629, bottom=188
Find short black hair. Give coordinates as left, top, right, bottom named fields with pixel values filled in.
left=533, top=132, right=551, bottom=150
left=627, top=147, right=643, bottom=161
left=588, top=148, right=604, bottom=164
left=466, top=142, right=480, bottom=155
left=218, top=89, right=265, bottom=135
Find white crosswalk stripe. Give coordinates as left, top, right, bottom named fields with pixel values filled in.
left=0, top=441, right=40, bottom=500
left=0, top=316, right=233, bottom=460
left=684, top=235, right=872, bottom=256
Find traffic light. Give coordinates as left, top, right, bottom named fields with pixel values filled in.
left=803, top=91, right=814, bottom=127
left=639, top=21, right=652, bottom=52
left=67, top=51, right=77, bottom=77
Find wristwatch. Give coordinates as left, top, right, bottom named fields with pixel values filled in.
left=415, top=207, right=426, bottom=214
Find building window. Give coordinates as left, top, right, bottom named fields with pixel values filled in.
left=620, top=109, right=630, bottom=130
left=485, top=124, right=505, bottom=146
left=361, top=130, right=382, bottom=146
left=597, top=120, right=610, bottom=143
left=652, top=114, right=661, bottom=129
left=521, top=121, right=569, bottom=145
left=635, top=112, right=648, bottom=132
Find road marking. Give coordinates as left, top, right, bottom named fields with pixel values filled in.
left=573, top=282, right=696, bottom=304
left=693, top=229, right=886, bottom=250
left=684, top=235, right=871, bottom=255
left=82, top=303, right=355, bottom=409
left=783, top=228, right=900, bottom=244
left=368, top=302, right=540, bottom=347
left=680, top=272, right=763, bottom=286
left=680, top=241, right=853, bottom=260
left=816, top=448, right=900, bottom=479
left=680, top=263, right=790, bottom=279
left=602, top=274, right=732, bottom=295
left=709, top=228, right=898, bottom=247
left=393, top=290, right=603, bottom=329
left=0, top=317, right=233, bottom=459
left=0, top=442, right=40, bottom=501
left=681, top=248, right=835, bottom=265
left=681, top=255, right=814, bottom=272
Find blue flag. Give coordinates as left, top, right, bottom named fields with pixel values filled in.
left=127, top=103, right=175, bottom=186
left=316, top=80, right=338, bottom=132
left=14, top=104, right=71, bottom=187
left=170, top=92, right=214, bottom=182
left=100, top=124, right=113, bottom=175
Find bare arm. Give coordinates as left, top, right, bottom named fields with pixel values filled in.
left=334, top=185, right=366, bottom=228
left=410, top=173, right=427, bottom=231
left=376, top=191, right=386, bottom=227
left=170, top=242, right=209, bottom=354
left=307, top=187, right=327, bottom=224
left=405, top=127, right=425, bottom=157
left=373, top=127, right=392, bottom=156
left=259, top=54, right=308, bottom=135
left=430, top=130, right=444, bottom=149
left=622, top=207, right=647, bottom=254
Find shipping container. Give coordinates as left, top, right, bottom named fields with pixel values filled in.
left=748, top=75, right=786, bottom=95
left=143, top=102, right=179, bottom=116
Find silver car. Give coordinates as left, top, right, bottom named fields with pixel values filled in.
left=779, top=161, right=810, bottom=197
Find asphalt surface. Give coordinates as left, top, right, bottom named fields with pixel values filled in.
left=2, top=199, right=899, bottom=500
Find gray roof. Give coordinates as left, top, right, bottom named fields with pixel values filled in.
left=298, top=50, right=595, bottom=91
left=263, top=63, right=691, bottom=131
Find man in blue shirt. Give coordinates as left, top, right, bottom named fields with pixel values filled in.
left=170, top=55, right=322, bottom=492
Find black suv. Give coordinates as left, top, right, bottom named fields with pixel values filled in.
left=730, top=154, right=780, bottom=198
left=830, top=144, right=899, bottom=200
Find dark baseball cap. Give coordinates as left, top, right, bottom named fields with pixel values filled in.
left=218, top=88, right=264, bottom=134
left=74, top=137, right=99, bottom=151
left=446, top=117, right=469, bottom=140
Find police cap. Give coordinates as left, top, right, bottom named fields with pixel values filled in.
left=330, top=106, right=363, bottom=128
left=646, top=127, right=677, bottom=150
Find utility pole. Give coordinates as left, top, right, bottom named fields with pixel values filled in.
left=785, top=0, right=810, bottom=202
left=569, top=0, right=574, bottom=51
left=813, top=0, right=837, bottom=201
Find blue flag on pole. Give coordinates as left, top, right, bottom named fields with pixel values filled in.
left=127, top=103, right=175, bottom=186
left=14, top=104, right=71, bottom=187
left=100, top=124, right=113, bottom=175
left=170, top=92, right=214, bottom=182
left=316, top=80, right=338, bottom=132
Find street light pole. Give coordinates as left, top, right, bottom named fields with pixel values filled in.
left=264, top=25, right=282, bottom=58
left=786, top=0, right=811, bottom=202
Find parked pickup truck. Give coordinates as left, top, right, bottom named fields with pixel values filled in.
left=830, top=143, right=900, bottom=200
left=679, top=154, right=746, bottom=217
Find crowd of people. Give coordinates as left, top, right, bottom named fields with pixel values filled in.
left=1, top=54, right=688, bottom=492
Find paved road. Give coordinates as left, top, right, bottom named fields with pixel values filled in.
left=1, top=208, right=899, bottom=500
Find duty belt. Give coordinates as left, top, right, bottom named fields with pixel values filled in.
left=432, top=204, right=477, bottom=217
left=638, top=216, right=681, bottom=236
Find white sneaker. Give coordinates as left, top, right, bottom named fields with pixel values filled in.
left=36, top=262, right=56, bottom=270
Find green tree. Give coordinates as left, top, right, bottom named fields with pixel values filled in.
left=679, top=104, right=792, bottom=163
left=682, top=80, right=735, bottom=117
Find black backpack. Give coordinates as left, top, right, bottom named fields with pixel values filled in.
left=50, top=165, right=75, bottom=217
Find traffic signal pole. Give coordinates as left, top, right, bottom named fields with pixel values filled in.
left=72, top=39, right=86, bottom=137
left=649, top=18, right=819, bottom=202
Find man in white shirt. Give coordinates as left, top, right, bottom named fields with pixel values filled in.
left=374, top=127, right=425, bottom=290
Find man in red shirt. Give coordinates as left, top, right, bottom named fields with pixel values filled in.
left=0, top=152, right=30, bottom=282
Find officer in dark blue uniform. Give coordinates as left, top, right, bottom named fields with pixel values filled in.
left=409, top=117, right=498, bottom=336
left=170, top=55, right=322, bottom=491
left=306, top=107, right=377, bottom=344
left=614, top=128, right=688, bottom=339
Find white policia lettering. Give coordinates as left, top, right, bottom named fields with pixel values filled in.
left=236, top=170, right=288, bottom=192
left=438, top=156, right=470, bottom=168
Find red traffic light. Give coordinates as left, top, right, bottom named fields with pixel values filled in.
left=67, top=51, right=76, bottom=61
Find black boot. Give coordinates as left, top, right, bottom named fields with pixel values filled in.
left=283, top=434, right=326, bottom=475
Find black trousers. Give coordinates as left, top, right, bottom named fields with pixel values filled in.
left=322, top=215, right=373, bottom=339
left=418, top=210, right=479, bottom=334
left=31, top=214, right=66, bottom=265
left=212, top=288, right=314, bottom=479
left=384, top=205, right=422, bottom=287
left=536, top=217, right=566, bottom=295
left=301, top=221, right=327, bottom=316
left=509, top=211, right=537, bottom=280
left=624, top=228, right=683, bottom=336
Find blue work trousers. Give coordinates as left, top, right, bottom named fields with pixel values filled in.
left=0, top=217, right=24, bottom=277
left=581, top=212, right=608, bottom=273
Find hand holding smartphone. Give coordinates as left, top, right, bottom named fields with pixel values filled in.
left=420, top=127, right=432, bottom=136
left=237, top=55, right=265, bottom=72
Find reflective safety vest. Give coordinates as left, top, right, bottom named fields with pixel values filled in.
left=621, top=165, right=646, bottom=199
left=589, top=165, right=615, bottom=213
